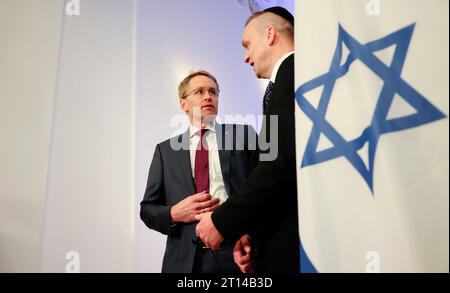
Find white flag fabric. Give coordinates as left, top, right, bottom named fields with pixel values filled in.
left=295, top=0, right=449, bottom=272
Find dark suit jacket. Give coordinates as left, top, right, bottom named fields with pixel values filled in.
left=140, top=123, right=258, bottom=273
left=212, top=54, right=300, bottom=273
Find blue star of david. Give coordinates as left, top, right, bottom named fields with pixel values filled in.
left=296, top=23, right=446, bottom=192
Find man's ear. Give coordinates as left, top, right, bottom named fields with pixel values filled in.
left=180, top=99, right=189, bottom=114
left=266, top=26, right=276, bottom=45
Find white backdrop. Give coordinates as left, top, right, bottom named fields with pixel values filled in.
left=1, top=0, right=135, bottom=273
left=0, top=0, right=63, bottom=272
left=39, top=0, right=135, bottom=273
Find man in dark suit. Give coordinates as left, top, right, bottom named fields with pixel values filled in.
left=140, top=70, right=259, bottom=273
left=195, top=7, right=300, bottom=273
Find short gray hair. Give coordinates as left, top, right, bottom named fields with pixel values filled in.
left=177, top=70, right=220, bottom=100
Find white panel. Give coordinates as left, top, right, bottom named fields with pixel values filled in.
left=40, top=0, right=135, bottom=272
left=0, top=0, right=63, bottom=272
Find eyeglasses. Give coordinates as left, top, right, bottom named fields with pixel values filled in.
left=183, top=87, right=220, bottom=99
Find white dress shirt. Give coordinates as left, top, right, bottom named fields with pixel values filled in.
left=189, top=121, right=229, bottom=204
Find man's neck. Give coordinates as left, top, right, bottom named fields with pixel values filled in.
left=269, top=49, right=294, bottom=82
left=190, top=118, right=215, bottom=129
left=266, top=42, right=294, bottom=79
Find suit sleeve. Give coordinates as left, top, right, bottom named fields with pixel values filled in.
left=140, top=144, right=172, bottom=235
left=212, top=67, right=297, bottom=242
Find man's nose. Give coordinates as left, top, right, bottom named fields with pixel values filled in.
left=203, top=91, right=212, bottom=101
left=244, top=53, right=250, bottom=64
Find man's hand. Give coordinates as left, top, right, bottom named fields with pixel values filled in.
left=195, top=212, right=224, bottom=250
left=233, top=234, right=254, bottom=273
left=170, top=192, right=220, bottom=223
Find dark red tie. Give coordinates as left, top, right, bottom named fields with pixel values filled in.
left=194, top=129, right=209, bottom=193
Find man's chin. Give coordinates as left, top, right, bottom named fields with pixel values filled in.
left=202, top=113, right=217, bottom=123
left=202, top=109, right=217, bottom=116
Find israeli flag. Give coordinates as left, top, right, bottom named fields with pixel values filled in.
left=295, top=0, right=449, bottom=272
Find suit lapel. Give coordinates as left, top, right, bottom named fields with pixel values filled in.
left=173, top=130, right=196, bottom=194
left=268, top=53, right=294, bottom=111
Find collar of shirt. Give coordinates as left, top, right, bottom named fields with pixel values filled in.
left=189, top=120, right=216, bottom=138
left=270, top=51, right=294, bottom=83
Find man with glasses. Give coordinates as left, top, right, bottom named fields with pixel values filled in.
left=140, top=70, right=259, bottom=273
left=195, top=7, right=300, bottom=273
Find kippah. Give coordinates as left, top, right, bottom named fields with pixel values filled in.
left=263, top=6, right=294, bottom=26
